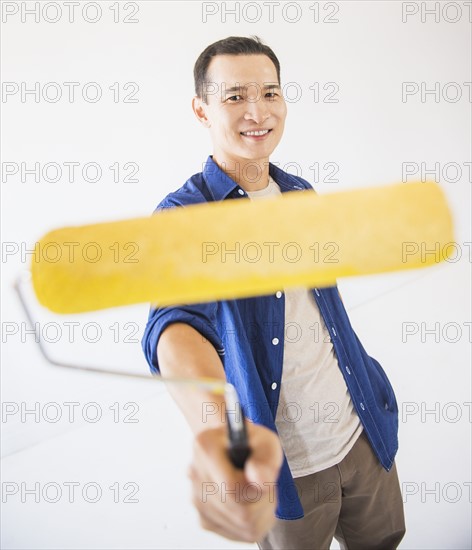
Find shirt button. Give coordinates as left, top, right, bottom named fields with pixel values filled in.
left=272, top=337, right=279, bottom=345
left=275, top=291, right=282, bottom=299
left=360, top=402, right=365, bottom=411
left=238, top=189, right=245, bottom=195
left=271, top=382, right=277, bottom=390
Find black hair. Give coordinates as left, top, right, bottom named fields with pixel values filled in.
left=193, top=35, right=281, bottom=102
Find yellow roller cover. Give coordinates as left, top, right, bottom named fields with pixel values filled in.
left=31, top=181, right=454, bottom=313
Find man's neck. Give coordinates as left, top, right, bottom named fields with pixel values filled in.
left=212, top=154, right=270, bottom=192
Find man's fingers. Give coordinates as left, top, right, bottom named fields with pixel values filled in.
left=195, top=492, right=275, bottom=543
left=193, top=427, right=246, bottom=484
left=199, top=512, right=260, bottom=543
left=243, top=423, right=284, bottom=487
left=188, top=424, right=282, bottom=542
left=191, top=486, right=254, bottom=541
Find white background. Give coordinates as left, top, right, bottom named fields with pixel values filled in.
left=1, top=1, right=471, bottom=548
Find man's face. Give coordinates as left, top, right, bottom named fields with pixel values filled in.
left=194, top=54, right=287, bottom=166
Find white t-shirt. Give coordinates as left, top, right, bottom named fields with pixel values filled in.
left=246, top=175, right=363, bottom=477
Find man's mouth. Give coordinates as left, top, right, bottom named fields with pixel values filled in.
left=240, top=129, right=273, bottom=137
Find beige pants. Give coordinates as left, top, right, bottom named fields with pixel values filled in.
left=258, top=430, right=406, bottom=550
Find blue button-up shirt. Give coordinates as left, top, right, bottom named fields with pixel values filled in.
left=141, top=155, right=399, bottom=520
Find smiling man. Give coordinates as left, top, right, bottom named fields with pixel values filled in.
left=142, top=36, right=406, bottom=549
left=192, top=52, right=287, bottom=192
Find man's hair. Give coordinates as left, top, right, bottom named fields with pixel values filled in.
left=193, top=35, right=281, bottom=103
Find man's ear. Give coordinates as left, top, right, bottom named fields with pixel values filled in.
left=192, top=96, right=211, bottom=128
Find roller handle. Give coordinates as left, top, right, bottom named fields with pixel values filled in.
left=226, top=406, right=251, bottom=469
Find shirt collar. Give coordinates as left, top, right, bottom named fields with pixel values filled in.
left=202, top=155, right=307, bottom=201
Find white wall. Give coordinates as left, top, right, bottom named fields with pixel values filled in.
left=1, top=1, right=471, bottom=548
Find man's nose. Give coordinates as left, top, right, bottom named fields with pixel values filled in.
left=244, top=96, right=271, bottom=124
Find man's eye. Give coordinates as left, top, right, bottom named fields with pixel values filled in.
left=227, top=95, right=243, bottom=102
left=266, top=92, right=278, bottom=98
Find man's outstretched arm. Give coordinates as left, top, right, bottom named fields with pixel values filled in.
left=157, top=322, right=283, bottom=542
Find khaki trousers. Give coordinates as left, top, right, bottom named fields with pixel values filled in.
left=258, top=430, right=406, bottom=550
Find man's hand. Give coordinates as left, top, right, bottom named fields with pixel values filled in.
left=187, top=422, right=283, bottom=543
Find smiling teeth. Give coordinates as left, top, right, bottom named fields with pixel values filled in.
left=242, top=130, right=270, bottom=136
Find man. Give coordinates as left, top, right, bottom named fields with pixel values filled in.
left=142, top=35, right=406, bottom=549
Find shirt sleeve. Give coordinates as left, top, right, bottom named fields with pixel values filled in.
left=140, top=199, right=225, bottom=374
left=141, top=301, right=225, bottom=374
